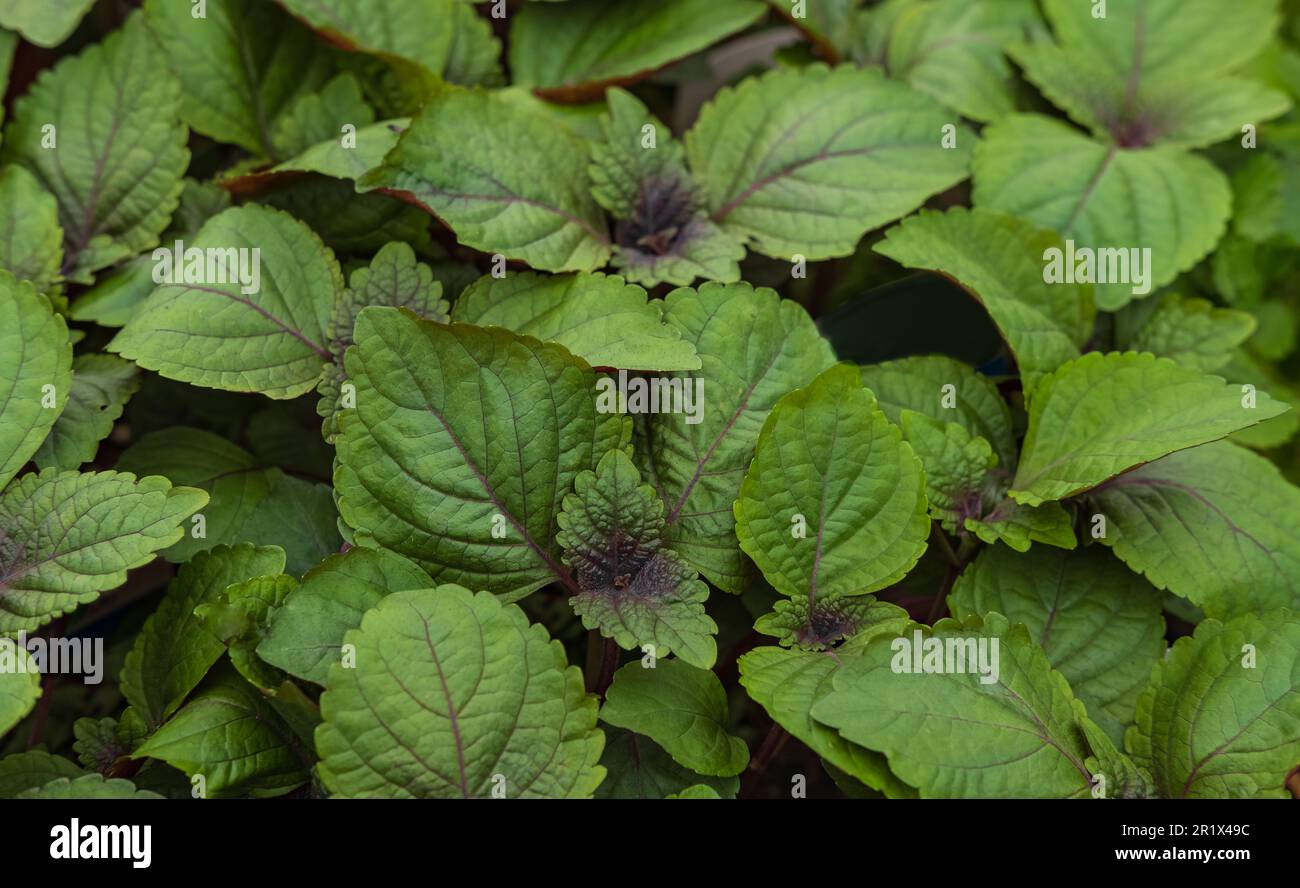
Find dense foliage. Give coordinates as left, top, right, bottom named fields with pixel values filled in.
left=0, top=0, right=1298, bottom=800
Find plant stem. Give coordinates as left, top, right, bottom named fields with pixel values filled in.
left=741, top=723, right=789, bottom=798
left=25, top=673, right=53, bottom=751
left=926, top=523, right=983, bottom=623
left=927, top=563, right=959, bottom=624
left=583, top=630, right=602, bottom=691
left=595, top=637, right=619, bottom=699
left=25, top=616, right=69, bottom=750
left=585, top=631, right=620, bottom=698
left=930, top=522, right=961, bottom=569
left=106, top=756, right=144, bottom=781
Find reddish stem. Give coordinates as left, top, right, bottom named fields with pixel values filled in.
left=741, top=723, right=790, bottom=798
left=25, top=674, right=53, bottom=751
left=594, top=638, right=620, bottom=699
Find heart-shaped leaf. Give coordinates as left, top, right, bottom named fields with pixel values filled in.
left=735, top=363, right=930, bottom=602
left=334, top=309, right=626, bottom=600
left=650, top=282, right=835, bottom=592
left=451, top=271, right=700, bottom=372
left=2, top=12, right=188, bottom=281
left=144, top=0, right=340, bottom=157
left=259, top=546, right=431, bottom=685
left=686, top=64, right=975, bottom=261
left=950, top=544, right=1166, bottom=745
left=1089, top=440, right=1300, bottom=619
left=0, top=470, right=207, bottom=634
left=361, top=89, right=611, bottom=272
left=110, top=205, right=340, bottom=399
left=1127, top=609, right=1300, bottom=799
left=812, top=613, right=1105, bottom=798
left=1010, top=352, right=1288, bottom=506
left=973, top=114, right=1232, bottom=310
left=316, top=585, right=604, bottom=798
left=510, top=0, right=766, bottom=99
left=599, top=659, right=748, bottom=778
left=558, top=449, right=717, bottom=668
left=0, top=272, right=71, bottom=491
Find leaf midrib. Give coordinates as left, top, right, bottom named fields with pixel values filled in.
left=402, top=350, right=581, bottom=596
